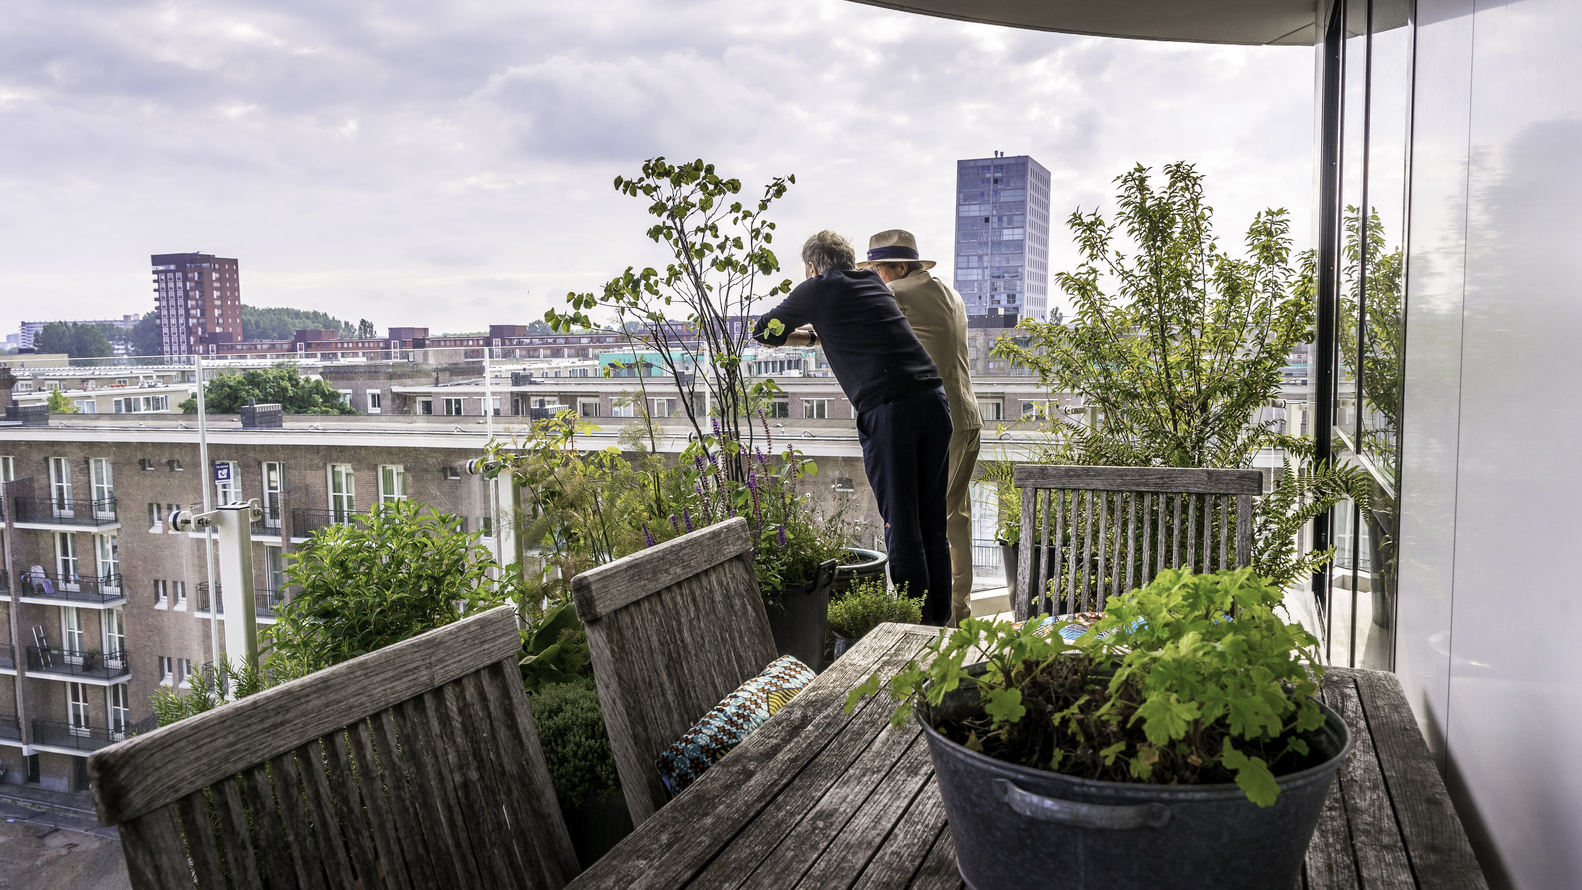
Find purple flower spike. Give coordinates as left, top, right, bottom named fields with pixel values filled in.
left=778, top=524, right=787, bottom=546
left=670, top=514, right=681, bottom=534
left=683, top=508, right=695, bottom=532
left=643, top=525, right=656, bottom=548
left=711, top=416, right=722, bottom=438
left=758, top=408, right=773, bottom=448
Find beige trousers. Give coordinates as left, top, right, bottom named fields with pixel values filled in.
left=948, top=428, right=982, bottom=626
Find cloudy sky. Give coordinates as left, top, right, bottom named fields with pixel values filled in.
left=0, top=0, right=1315, bottom=339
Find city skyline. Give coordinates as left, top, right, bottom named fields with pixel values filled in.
left=0, top=0, right=1314, bottom=341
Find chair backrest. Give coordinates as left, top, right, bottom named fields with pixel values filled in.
left=572, top=517, right=778, bottom=826
left=1014, top=465, right=1264, bottom=621
left=88, top=605, right=580, bottom=890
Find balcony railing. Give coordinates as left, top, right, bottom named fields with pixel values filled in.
left=17, top=570, right=125, bottom=605
left=0, top=643, right=13, bottom=672
left=0, top=714, right=20, bottom=743
left=252, top=516, right=284, bottom=537
left=291, top=508, right=369, bottom=537
left=30, top=716, right=155, bottom=752
left=26, top=646, right=130, bottom=681
left=12, top=497, right=119, bottom=527
left=199, top=582, right=288, bottom=619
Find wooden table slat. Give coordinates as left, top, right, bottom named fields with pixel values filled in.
left=903, top=822, right=964, bottom=890
left=848, top=781, right=950, bottom=890
left=1329, top=674, right=1418, bottom=887
left=793, top=736, right=937, bottom=890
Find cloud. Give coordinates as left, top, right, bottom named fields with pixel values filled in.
left=0, top=0, right=1315, bottom=335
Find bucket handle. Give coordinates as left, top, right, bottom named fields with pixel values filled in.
left=993, top=779, right=1173, bottom=830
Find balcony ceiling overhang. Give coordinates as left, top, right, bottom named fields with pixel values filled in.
left=844, top=0, right=1319, bottom=46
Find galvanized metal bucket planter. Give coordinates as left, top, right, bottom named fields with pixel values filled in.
left=922, top=679, right=1352, bottom=890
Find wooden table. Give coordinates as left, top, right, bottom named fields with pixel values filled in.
left=567, top=623, right=1488, bottom=890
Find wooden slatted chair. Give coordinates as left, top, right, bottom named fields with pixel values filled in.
left=1014, top=465, right=1265, bottom=621
left=571, top=517, right=778, bottom=827
left=87, top=605, right=580, bottom=890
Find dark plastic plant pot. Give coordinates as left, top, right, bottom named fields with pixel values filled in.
left=768, top=559, right=837, bottom=671
left=832, top=548, right=887, bottom=598
left=999, top=543, right=1052, bottom=606
left=831, top=634, right=857, bottom=661
left=922, top=678, right=1352, bottom=890
left=561, top=790, right=634, bottom=870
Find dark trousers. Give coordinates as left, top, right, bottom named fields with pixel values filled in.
left=856, top=387, right=953, bottom=625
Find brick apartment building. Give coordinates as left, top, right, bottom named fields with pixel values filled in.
left=152, top=252, right=243, bottom=357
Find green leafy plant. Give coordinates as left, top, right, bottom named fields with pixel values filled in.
left=849, top=568, right=1327, bottom=807
left=827, top=581, right=923, bottom=640
left=45, top=389, right=80, bottom=414
left=546, top=157, right=795, bottom=481
left=262, top=500, right=515, bottom=675
left=991, top=162, right=1371, bottom=589
left=521, top=601, right=593, bottom=693
left=179, top=365, right=355, bottom=415
left=530, top=682, right=622, bottom=808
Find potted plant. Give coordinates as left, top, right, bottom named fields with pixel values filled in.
left=826, top=580, right=923, bottom=660
left=849, top=568, right=1351, bottom=890
left=832, top=547, right=887, bottom=598
left=82, top=647, right=102, bottom=674
left=530, top=680, right=631, bottom=868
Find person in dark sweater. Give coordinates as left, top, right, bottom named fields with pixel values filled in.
left=752, top=230, right=954, bottom=625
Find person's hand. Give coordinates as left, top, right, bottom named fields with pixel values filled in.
left=785, top=325, right=818, bottom=347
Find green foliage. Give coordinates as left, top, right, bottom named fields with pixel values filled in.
left=826, top=581, right=923, bottom=640
left=262, top=500, right=514, bottom=675
left=180, top=366, right=355, bottom=415
left=849, top=568, right=1326, bottom=808
left=34, top=322, right=112, bottom=358
left=990, top=163, right=1370, bottom=589
left=530, top=682, right=622, bottom=807
left=547, top=157, right=795, bottom=483
left=356, top=318, right=376, bottom=338
left=520, top=601, right=592, bottom=693
left=150, top=657, right=280, bottom=727
left=240, top=305, right=354, bottom=341
left=45, top=389, right=79, bottom=414
left=129, top=310, right=163, bottom=356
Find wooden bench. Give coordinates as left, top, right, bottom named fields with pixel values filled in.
left=572, top=517, right=780, bottom=827
left=87, top=605, right=581, bottom=890
left=1014, top=464, right=1264, bottom=620
left=566, top=625, right=1489, bottom=889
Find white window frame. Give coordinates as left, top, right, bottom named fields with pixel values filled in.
left=378, top=465, right=407, bottom=504
left=803, top=399, right=829, bottom=420
left=174, top=580, right=187, bottom=610
left=95, top=533, right=119, bottom=589
left=977, top=399, right=1004, bottom=422
left=55, top=532, right=79, bottom=587
left=67, top=683, right=91, bottom=737
left=0, top=455, right=14, bottom=483
left=262, top=462, right=285, bottom=529
left=366, top=391, right=382, bottom=414
left=176, top=657, right=192, bottom=688
left=648, top=397, right=677, bottom=418
left=154, top=579, right=168, bottom=609
left=103, top=607, right=125, bottom=664
left=265, top=546, right=286, bottom=597
left=108, top=683, right=130, bottom=736
left=443, top=397, right=464, bottom=416
left=159, top=655, right=174, bottom=685
left=418, top=398, right=433, bottom=415
left=215, top=460, right=241, bottom=506
left=578, top=398, right=601, bottom=418
left=611, top=400, right=635, bottom=418
left=61, top=606, right=84, bottom=656
left=49, top=456, right=72, bottom=516
left=768, top=400, right=790, bottom=419
left=147, top=502, right=162, bottom=532
left=329, top=464, right=356, bottom=522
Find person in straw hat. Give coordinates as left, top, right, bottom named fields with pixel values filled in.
left=859, top=230, right=983, bottom=627
left=751, top=230, right=954, bottom=625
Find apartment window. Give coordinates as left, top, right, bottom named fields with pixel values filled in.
left=176, top=657, right=192, bottom=687
left=803, top=399, right=829, bottom=420
left=168, top=459, right=183, bottom=472
left=768, top=400, right=790, bottom=419
left=159, top=656, right=174, bottom=685
left=49, top=456, right=72, bottom=514
left=67, top=683, right=90, bottom=737
left=103, top=607, right=125, bottom=660
left=578, top=399, right=601, bottom=418
left=214, top=461, right=241, bottom=506
left=379, top=465, right=407, bottom=504
left=329, top=464, right=356, bottom=522
left=109, top=684, right=130, bottom=735
left=648, top=398, right=677, bottom=418
left=154, top=579, right=168, bottom=608
left=1021, top=399, right=1051, bottom=420
left=418, top=399, right=433, bottom=415
left=147, top=502, right=162, bottom=531
left=367, top=391, right=382, bottom=414
left=262, top=462, right=285, bottom=529
left=55, top=532, right=79, bottom=583
left=443, top=398, right=464, bottom=416
left=61, top=606, right=84, bottom=654
left=265, top=547, right=286, bottom=596
left=174, top=580, right=187, bottom=610
left=95, top=533, right=119, bottom=587
left=977, top=399, right=1004, bottom=422
left=0, top=455, right=13, bottom=483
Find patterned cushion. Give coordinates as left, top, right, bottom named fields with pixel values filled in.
left=656, top=655, right=816, bottom=797
left=1013, top=611, right=1109, bottom=641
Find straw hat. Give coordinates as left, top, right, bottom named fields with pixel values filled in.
left=856, top=229, right=937, bottom=270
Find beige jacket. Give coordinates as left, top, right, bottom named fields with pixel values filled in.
left=888, top=269, right=982, bottom=432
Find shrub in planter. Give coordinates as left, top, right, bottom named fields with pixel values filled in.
left=530, top=681, right=630, bottom=868
left=849, top=568, right=1350, bottom=890
left=827, top=581, right=923, bottom=659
